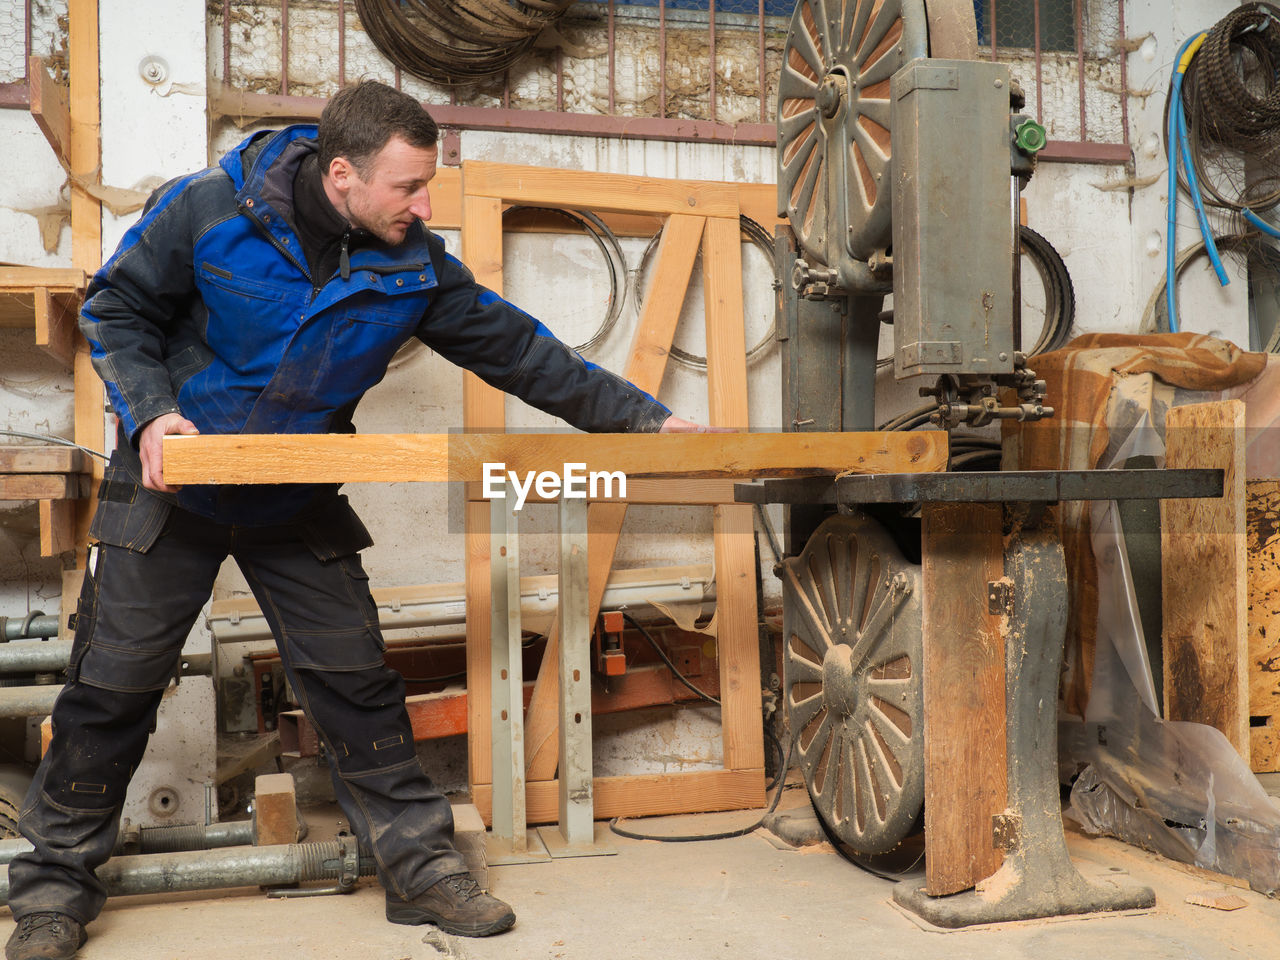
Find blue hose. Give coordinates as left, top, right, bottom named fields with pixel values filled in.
left=1167, top=32, right=1230, bottom=333
left=1243, top=206, right=1280, bottom=238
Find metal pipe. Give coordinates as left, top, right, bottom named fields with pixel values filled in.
left=709, top=0, right=717, bottom=123
left=1075, top=0, right=1086, bottom=140
left=209, top=566, right=716, bottom=644
left=280, top=0, right=289, bottom=97
left=0, top=819, right=256, bottom=866
left=0, top=658, right=212, bottom=717
left=0, top=642, right=213, bottom=678
left=0, top=840, right=375, bottom=904
left=338, top=0, right=346, bottom=88
left=0, top=614, right=58, bottom=642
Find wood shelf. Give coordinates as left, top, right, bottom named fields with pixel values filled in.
left=0, top=445, right=91, bottom=555
left=0, top=266, right=88, bottom=368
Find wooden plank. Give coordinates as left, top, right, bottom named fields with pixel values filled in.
left=922, top=501, right=1007, bottom=896
left=627, top=215, right=706, bottom=392
left=73, top=348, right=104, bottom=567
left=465, top=500, right=493, bottom=788
left=39, top=499, right=76, bottom=556
left=69, top=0, right=102, bottom=570
left=472, top=768, right=766, bottom=826
left=161, top=432, right=947, bottom=485
left=429, top=179, right=779, bottom=237
left=33, top=288, right=79, bottom=368
left=460, top=194, right=506, bottom=432
left=28, top=56, right=70, bottom=169
left=713, top=503, right=763, bottom=770
left=701, top=214, right=761, bottom=772
left=0, top=446, right=86, bottom=473
left=703, top=216, right=750, bottom=429
left=1163, top=400, right=1249, bottom=761
left=0, top=475, right=85, bottom=500
left=462, top=160, right=740, bottom=220
left=1247, top=478, right=1280, bottom=772
left=0, top=267, right=86, bottom=293
left=69, top=0, right=102, bottom=277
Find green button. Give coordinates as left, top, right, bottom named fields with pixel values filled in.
left=1014, top=118, right=1047, bottom=155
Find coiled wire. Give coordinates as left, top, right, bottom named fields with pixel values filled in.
left=355, top=0, right=576, bottom=85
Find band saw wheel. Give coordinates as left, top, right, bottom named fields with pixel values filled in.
left=777, top=0, right=930, bottom=267
left=781, top=512, right=924, bottom=855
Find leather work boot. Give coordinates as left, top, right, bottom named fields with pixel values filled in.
left=385, top=873, right=516, bottom=937
left=5, top=913, right=87, bottom=960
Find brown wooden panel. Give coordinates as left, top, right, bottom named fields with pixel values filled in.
left=921, top=501, right=1007, bottom=896
left=1163, top=400, right=1248, bottom=761
left=1248, top=479, right=1280, bottom=772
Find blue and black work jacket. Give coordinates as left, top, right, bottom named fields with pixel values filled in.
left=80, top=125, right=670, bottom=527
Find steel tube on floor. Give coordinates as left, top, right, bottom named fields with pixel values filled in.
left=0, top=840, right=375, bottom=903
left=0, top=819, right=256, bottom=865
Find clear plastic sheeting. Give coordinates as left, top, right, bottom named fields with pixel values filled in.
left=1060, top=376, right=1280, bottom=897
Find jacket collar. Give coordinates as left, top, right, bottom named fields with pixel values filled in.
left=221, top=125, right=435, bottom=274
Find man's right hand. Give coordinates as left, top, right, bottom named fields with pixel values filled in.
left=139, top=413, right=200, bottom=493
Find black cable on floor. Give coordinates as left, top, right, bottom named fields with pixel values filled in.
left=609, top=732, right=797, bottom=843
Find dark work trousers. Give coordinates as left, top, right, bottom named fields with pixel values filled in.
left=7, top=497, right=466, bottom=925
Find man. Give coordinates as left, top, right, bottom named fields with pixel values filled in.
left=6, top=81, right=705, bottom=960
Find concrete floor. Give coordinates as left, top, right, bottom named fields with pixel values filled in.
left=4, top=795, right=1276, bottom=960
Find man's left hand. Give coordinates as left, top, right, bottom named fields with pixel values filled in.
left=658, top=415, right=736, bottom=433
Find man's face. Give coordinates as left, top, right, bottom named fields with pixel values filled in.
left=334, top=136, right=437, bottom=245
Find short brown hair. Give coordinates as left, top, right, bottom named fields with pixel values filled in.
left=318, top=80, right=439, bottom=175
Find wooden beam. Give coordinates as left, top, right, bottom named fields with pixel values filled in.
left=462, top=160, right=740, bottom=220
left=0, top=475, right=87, bottom=500
left=161, top=432, right=947, bottom=485
left=69, top=0, right=103, bottom=569
left=33, top=288, right=80, bottom=368
left=703, top=216, right=750, bottom=430
left=27, top=56, right=70, bottom=170
left=921, top=501, right=1007, bottom=896
left=472, top=768, right=765, bottom=826
left=69, top=0, right=102, bottom=276
left=626, top=215, right=706, bottom=393
left=464, top=499, right=493, bottom=787
left=460, top=194, right=506, bottom=431
left=1163, top=400, right=1249, bottom=761
left=701, top=215, right=762, bottom=772
left=424, top=177, right=779, bottom=235
left=1248, top=478, right=1280, bottom=773
left=39, top=500, right=76, bottom=556
left=0, top=267, right=86, bottom=293
left=0, top=446, right=86, bottom=473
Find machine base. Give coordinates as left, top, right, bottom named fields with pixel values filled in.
left=891, top=867, right=1155, bottom=928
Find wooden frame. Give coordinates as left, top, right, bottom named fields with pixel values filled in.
left=450, top=161, right=944, bottom=824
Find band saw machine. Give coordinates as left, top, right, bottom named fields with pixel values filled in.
left=734, top=0, right=1223, bottom=926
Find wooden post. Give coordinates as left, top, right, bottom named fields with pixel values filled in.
left=921, top=501, right=1007, bottom=896
left=1163, top=400, right=1249, bottom=761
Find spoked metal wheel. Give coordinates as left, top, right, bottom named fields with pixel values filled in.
left=780, top=512, right=924, bottom=854
left=777, top=0, right=929, bottom=268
